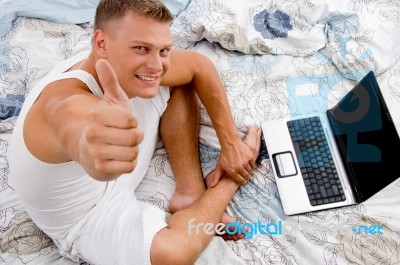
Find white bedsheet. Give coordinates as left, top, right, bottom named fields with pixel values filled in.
left=1, top=0, right=400, bottom=264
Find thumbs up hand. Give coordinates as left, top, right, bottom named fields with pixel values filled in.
left=79, top=59, right=144, bottom=181
left=96, top=59, right=133, bottom=110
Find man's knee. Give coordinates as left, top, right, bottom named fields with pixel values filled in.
left=150, top=229, right=201, bottom=265
left=160, top=85, right=199, bottom=135
left=168, top=85, right=198, bottom=111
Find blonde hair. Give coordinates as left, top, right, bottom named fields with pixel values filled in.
left=94, top=0, right=173, bottom=31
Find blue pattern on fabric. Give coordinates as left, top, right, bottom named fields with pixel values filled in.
left=0, top=94, right=25, bottom=120
left=253, top=10, right=293, bottom=40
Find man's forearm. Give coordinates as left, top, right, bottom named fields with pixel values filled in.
left=191, top=54, right=241, bottom=146
left=190, top=53, right=256, bottom=185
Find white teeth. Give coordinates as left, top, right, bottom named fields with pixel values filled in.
left=138, top=75, right=157, bottom=81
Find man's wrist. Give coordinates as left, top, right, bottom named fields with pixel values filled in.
left=217, top=175, right=240, bottom=190
left=218, top=132, right=242, bottom=150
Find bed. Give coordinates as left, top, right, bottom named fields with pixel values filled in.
left=1, top=0, right=400, bottom=264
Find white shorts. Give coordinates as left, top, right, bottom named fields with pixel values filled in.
left=75, top=182, right=167, bottom=265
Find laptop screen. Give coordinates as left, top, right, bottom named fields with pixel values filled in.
left=327, top=71, right=400, bottom=202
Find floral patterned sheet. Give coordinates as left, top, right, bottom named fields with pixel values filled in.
left=2, top=0, right=400, bottom=264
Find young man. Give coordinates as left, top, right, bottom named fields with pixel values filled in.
left=10, top=0, right=261, bottom=264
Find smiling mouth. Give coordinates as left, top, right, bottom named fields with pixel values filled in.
left=136, top=75, right=158, bottom=81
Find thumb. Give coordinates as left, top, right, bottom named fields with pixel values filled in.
left=243, top=125, right=260, bottom=153
left=95, top=59, right=131, bottom=109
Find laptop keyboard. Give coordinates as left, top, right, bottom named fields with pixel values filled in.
left=287, top=116, right=346, bottom=206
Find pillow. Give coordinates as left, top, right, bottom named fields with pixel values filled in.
left=161, top=0, right=192, bottom=16
left=0, top=0, right=192, bottom=38
left=0, top=0, right=100, bottom=38
left=171, top=0, right=326, bottom=56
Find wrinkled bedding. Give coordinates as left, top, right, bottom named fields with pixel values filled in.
left=1, top=0, right=400, bottom=264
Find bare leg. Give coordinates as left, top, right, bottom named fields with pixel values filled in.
left=150, top=128, right=261, bottom=265
left=151, top=124, right=261, bottom=264
left=160, top=85, right=205, bottom=213
left=151, top=176, right=240, bottom=265
left=160, top=86, right=261, bottom=242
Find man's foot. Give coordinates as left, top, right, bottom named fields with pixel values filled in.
left=219, top=211, right=246, bottom=241
left=169, top=166, right=223, bottom=213
left=170, top=188, right=244, bottom=240
left=169, top=188, right=205, bottom=213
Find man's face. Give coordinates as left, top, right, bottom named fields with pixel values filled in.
left=103, top=12, right=172, bottom=98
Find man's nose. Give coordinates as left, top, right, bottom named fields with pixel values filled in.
left=146, top=53, right=163, bottom=71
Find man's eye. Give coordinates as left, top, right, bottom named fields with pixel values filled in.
left=160, top=49, right=170, bottom=55
left=134, top=46, right=147, bottom=52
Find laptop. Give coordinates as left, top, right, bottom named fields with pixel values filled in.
left=261, top=71, right=400, bottom=215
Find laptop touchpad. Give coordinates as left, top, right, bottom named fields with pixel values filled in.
left=273, top=152, right=298, bottom=178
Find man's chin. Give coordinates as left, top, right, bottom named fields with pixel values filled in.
left=133, top=88, right=159, bottom=99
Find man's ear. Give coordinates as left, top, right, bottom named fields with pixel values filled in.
left=93, top=29, right=107, bottom=57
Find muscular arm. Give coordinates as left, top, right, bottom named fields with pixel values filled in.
left=26, top=82, right=97, bottom=164
left=161, top=49, right=254, bottom=184
left=26, top=60, right=142, bottom=182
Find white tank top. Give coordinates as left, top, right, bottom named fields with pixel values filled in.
left=9, top=50, right=170, bottom=240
